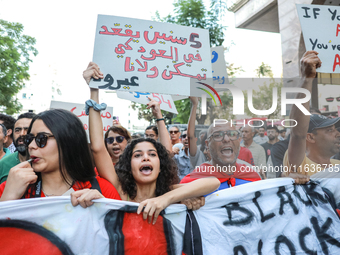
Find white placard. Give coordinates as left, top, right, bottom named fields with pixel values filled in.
left=116, top=91, right=178, bottom=114
left=89, top=15, right=212, bottom=96
left=50, top=101, right=113, bottom=139
left=297, top=4, right=340, bottom=73
left=211, top=46, right=228, bottom=84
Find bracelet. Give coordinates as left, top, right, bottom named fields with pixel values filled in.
left=155, top=118, right=165, bottom=122
left=85, top=99, right=107, bottom=115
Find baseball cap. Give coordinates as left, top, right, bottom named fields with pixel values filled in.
left=308, top=114, right=340, bottom=133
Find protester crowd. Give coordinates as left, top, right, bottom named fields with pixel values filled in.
left=0, top=51, right=340, bottom=245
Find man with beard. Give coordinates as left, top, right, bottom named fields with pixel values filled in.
left=0, top=112, right=36, bottom=183
left=261, top=125, right=279, bottom=162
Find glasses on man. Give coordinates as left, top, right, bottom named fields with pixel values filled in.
left=144, top=134, right=156, bottom=138
left=169, top=130, right=179, bottom=134
left=24, top=133, right=55, bottom=148
left=181, top=134, right=187, bottom=139
left=208, top=130, right=240, bottom=141
left=105, top=136, right=125, bottom=144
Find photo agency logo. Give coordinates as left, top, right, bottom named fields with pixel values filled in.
left=191, top=78, right=313, bottom=117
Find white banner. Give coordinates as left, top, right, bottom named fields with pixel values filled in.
left=297, top=4, right=340, bottom=73
left=89, top=15, right=212, bottom=96
left=1, top=179, right=340, bottom=254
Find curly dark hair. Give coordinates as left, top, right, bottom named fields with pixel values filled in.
left=115, top=138, right=179, bottom=200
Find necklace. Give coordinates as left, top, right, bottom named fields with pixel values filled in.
left=41, top=187, right=56, bottom=197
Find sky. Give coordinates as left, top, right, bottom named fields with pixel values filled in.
left=0, top=0, right=283, bottom=120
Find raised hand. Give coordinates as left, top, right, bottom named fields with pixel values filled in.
left=83, top=62, right=104, bottom=85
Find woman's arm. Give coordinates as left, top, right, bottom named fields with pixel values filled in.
left=137, top=177, right=220, bottom=224
left=83, top=62, right=121, bottom=191
left=146, top=97, right=172, bottom=152
left=188, top=97, right=198, bottom=157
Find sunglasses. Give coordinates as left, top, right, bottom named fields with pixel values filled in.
left=24, top=133, right=54, bottom=148
left=105, top=136, right=125, bottom=144
left=181, top=134, right=187, bottom=139
left=170, top=130, right=179, bottom=134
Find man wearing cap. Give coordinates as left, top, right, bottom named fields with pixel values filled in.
left=284, top=51, right=340, bottom=179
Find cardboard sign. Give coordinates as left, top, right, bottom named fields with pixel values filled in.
left=297, top=4, right=340, bottom=73
left=89, top=15, right=212, bottom=96
left=116, top=91, right=178, bottom=114
left=50, top=101, right=113, bottom=138
left=211, top=46, right=228, bottom=84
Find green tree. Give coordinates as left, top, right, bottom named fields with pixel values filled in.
left=244, top=64, right=282, bottom=119
left=255, top=62, right=273, bottom=78
left=0, top=19, right=38, bottom=114
left=155, top=0, right=225, bottom=47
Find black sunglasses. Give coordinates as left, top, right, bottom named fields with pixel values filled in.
left=181, top=134, right=187, bottom=139
left=105, top=136, right=125, bottom=144
left=24, top=133, right=54, bottom=148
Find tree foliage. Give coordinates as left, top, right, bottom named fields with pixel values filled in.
left=244, top=64, right=282, bottom=119
left=0, top=19, right=38, bottom=114
left=155, top=0, right=225, bottom=47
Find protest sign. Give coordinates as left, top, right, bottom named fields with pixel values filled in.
left=211, top=46, right=228, bottom=85
left=116, top=91, right=178, bottom=114
left=50, top=101, right=113, bottom=137
left=297, top=4, right=340, bottom=73
left=1, top=179, right=340, bottom=254
left=89, top=15, right=212, bottom=96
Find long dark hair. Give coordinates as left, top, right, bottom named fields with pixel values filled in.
left=27, top=109, right=95, bottom=192
left=115, top=138, right=179, bottom=200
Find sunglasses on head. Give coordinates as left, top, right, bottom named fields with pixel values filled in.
left=24, top=133, right=54, bottom=148
left=170, top=130, right=179, bottom=134
left=105, top=136, right=125, bottom=144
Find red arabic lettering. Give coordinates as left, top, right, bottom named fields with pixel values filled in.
left=115, top=38, right=133, bottom=54
left=101, top=112, right=112, bottom=119
left=70, top=107, right=76, bottom=113
left=125, top=57, right=135, bottom=72
left=141, top=47, right=174, bottom=61
left=147, top=66, right=159, bottom=78
left=144, top=31, right=187, bottom=45
left=138, top=46, right=146, bottom=53
left=83, top=124, right=88, bottom=130
left=183, top=53, right=202, bottom=63
left=175, top=47, right=178, bottom=62
left=103, top=125, right=111, bottom=132
left=99, top=26, right=140, bottom=38
left=161, top=62, right=206, bottom=81
left=135, top=59, right=148, bottom=72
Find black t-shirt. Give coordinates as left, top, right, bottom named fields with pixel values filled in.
left=261, top=142, right=273, bottom=162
